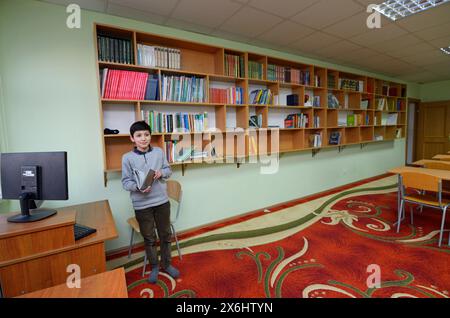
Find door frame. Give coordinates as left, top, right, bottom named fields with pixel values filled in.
left=406, top=98, right=420, bottom=164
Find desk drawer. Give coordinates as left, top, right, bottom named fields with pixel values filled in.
left=0, top=243, right=106, bottom=297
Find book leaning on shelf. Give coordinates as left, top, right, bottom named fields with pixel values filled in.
left=164, top=142, right=215, bottom=163
left=376, top=98, right=386, bottom=110
left=328, top=93, right=340, bottom=109
left=249, top=89, right=273, bottom=105
left=309, top=132, right=322, bottom=148
left=249, top=115, right=263, bottom=128
left=329, top=132, right=342, bottom=145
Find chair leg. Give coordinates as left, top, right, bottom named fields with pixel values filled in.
left=396, top=200, right=404, bottom=233
left=142, top=253, right=148, bottom=278
left=438, top=206, right=448, bottom=247
left=171, top=224, right=182, bottom=260
left=128, top=229, right=135, bottom=259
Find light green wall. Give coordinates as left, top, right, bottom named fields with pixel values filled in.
left=1, top=0, right=411, bottom=251
left=420, top=80, right=450, bottom=102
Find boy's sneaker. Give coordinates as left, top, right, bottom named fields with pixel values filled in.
left=164, top=265, right=180, bottom=279
left=148, top=267, right=159, bottom=284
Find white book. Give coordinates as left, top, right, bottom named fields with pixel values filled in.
left=386, top=113, right=398, bottom=126
left=361, top=100, right=369, bottom=110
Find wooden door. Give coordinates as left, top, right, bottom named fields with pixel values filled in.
left=416, top=101, right=450, bottom=160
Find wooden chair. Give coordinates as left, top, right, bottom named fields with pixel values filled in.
left=127, top=180, right=183, bottom=276
left=398, top=171, right=450, bottom=247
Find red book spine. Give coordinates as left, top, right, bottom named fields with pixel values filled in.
left=141, top=73, right=149, bottom=100
left=131, top=72, right=138, bottom=100
left=104, top=70, right=113, bottom=99
left=110, top=70, right=119, bottom=99
left=122, top=71, right=130, bottom=99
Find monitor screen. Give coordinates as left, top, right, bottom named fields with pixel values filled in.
left=0, top=151, right=68, bottom=223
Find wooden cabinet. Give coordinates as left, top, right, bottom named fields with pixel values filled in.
left=95, top=24, right=408, bottom=175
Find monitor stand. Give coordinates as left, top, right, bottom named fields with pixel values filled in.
left=7, top=193, right=57, bottom=223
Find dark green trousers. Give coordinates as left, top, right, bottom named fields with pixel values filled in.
left=135, top=201, right=172, bottom=269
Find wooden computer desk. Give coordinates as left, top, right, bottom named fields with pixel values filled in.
left=432, top=154, right=450, bottom=161
left=412, top=159, right=450, bottom=167
left=0, top=200, right=118, bottom=298
left=18, top=267, right=128, bottom=298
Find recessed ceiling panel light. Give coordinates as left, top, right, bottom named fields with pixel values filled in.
left=374, top=0, right=450, bottom=21
left=441, top=46, right=450, bottom=54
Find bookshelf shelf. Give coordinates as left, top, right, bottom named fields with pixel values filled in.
left=95, top=23, right=408, bottom=174
left=104, top=134, right=130, bottom=138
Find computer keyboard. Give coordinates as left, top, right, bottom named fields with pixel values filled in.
left=74, top=223, right=97, bottom=241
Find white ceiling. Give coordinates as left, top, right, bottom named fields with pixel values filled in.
left=41, top=0, right=450, bottom=83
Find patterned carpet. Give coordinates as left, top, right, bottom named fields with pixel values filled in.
left=111, top=175, right=450, bottom=298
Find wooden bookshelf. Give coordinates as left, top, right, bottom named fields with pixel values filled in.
left=94, top=23, right=408, bottom=175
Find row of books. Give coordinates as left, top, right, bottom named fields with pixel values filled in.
left=224, top=54, right=245, bottom=78
left=161, top=75, right=206, bottom=103
left=375, top=113, right=398, bottom=126
left=377, top=83, right=401, bottom=97
left=142, top=110, right=210, bottom=133
left=327, top=74, right=337, bottom=89
left=339, top=79, right=364, bottom=92
left=313, top=115, right=320, bottom=128
left=338, top=113, right=366, bottom=127
left=284, top=113, right=309, bottom=128
left=267, top=65, right=310, bottom=85
left=101, top=69, right=154, bottom=100
left=314, top=75, right=322, bottom=88
left=304, top=94, right=321, bottom=107
left=137, top=44, right=181, bottom=69
left=97, top=35, right=133, bottom=65
left=376, top=98, right=403, bottom=111
left=248, top=61, right=264, bottom=80
left=209, top=87, right=244, bottom=105
left=249, top=89, right=273, bottom=105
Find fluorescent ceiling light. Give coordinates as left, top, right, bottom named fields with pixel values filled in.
left=373, top=0, right=450, bottom=21
left=441, top=47, right=450, bottom=54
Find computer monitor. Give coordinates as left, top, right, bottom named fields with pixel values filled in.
left=0, top=151, right=68, bottom=223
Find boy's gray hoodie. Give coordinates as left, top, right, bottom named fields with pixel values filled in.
left=121, top=146, right=172, bottom=210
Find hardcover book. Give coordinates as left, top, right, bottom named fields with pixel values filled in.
left=133, top=168, right=155, bottom=190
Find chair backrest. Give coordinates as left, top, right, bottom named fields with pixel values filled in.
left=166, top=180, right=182, bottom=223
left=400, top=171, right=440, bottom=193
left=424, top=161, right=450, bottom=171
left=167, top=180, right=182, bottom=203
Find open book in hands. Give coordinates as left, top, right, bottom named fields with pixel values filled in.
left=133, top=168, right=156, bottom=191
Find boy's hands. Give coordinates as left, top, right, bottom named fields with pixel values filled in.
left=154, top=170, right=162, bottom=180
left=139, top=171, right=162, bottom=193
left=141, top=186, right=152, bottom=193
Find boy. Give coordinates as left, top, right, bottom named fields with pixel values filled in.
left=121, top=121, right=180, bottom=283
